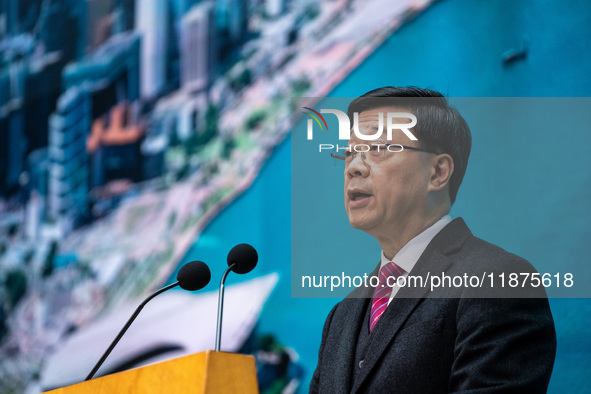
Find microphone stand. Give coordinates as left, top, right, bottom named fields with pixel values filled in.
left=85, top=281, right=179, bottom=381
left=215, top=263, right=236, bottom=351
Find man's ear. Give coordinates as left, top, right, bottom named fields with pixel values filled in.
left=428, top=154, right=454, bottom=192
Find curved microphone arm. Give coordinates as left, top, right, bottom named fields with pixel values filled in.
left=85, top=281, right=179, bottom=381
left=215, top=263, right=236, bottom=352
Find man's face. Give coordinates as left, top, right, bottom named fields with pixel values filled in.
left=344, top=107, right=433, bottom=240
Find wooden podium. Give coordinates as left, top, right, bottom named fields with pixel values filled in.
left=43, top=351, right=259, bottom=394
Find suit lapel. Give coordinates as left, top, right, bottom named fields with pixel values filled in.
left=350, top=218, right=471, bottom=394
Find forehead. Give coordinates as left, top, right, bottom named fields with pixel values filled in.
left=349, top=106, right=415, bottom=143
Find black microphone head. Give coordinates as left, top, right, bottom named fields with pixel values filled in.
left=177, top=261, right=211, bottom=290
left=227, top=243, right=258, bottom=274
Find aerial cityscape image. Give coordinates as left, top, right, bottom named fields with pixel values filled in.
left=1, top=0, right=590, bottom=392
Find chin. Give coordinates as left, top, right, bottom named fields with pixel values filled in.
left=349, top=220, right=362, bottom=229
left=347, top=217, right=372, bottom=231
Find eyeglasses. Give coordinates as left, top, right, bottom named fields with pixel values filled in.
left=330, top=143, right=438, bottom=168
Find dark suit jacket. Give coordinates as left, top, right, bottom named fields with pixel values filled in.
left=310, top=218, right=556, bottom=393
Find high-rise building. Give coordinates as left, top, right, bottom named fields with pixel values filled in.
left=181, top=1, right=216, bottom=93
left=135, top=0, right=168, bottom=99
left=48, top=85, right=92, bottom=234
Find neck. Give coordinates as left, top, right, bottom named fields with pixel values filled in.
left=377, top=211, right=447, bottom=261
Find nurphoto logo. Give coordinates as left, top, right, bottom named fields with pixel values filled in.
left=302, top=107, right=418, bottom=153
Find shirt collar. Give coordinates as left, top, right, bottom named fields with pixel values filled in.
left=380, top=215, right=452, bottom=274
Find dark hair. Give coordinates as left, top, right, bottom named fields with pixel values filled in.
left=347, top=86, right=471, bottom=205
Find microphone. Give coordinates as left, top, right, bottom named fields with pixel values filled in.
left=215, top=244, right=258, bottom=351
left=85, top=260, right=211, bottom=381
left=227, top=243, right=258, bottom=274
left=177, top=260, right=212, bottom=290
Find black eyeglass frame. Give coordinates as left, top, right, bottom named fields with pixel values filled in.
left=330, top=143, right=439, bottom=163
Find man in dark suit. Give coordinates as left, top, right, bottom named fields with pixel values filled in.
left=310, top=87, right=556, bottom=393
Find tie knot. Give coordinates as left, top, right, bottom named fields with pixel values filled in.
left=378, top=261, right=404, bottom=286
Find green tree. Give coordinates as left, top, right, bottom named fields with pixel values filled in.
left=247, top=109, right=266, bottom=129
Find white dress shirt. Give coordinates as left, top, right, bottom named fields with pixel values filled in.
left=380, top=215, right=452, bottom=303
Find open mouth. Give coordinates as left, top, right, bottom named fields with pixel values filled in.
left=349, top=191, right=372, bottom=201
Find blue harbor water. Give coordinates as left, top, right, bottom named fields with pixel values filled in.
left=179, top=0, right=591, bottom=390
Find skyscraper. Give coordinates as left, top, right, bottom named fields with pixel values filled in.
left=135, top=0, right=168, bottom=99
left=181, top=1, right=217, bottom=93
left=48, top=85, right=91, bottom=234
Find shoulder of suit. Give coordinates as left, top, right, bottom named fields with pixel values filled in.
left=455, top=234, right=538, bottom=275
left=438, top=217, right=538, bottom=275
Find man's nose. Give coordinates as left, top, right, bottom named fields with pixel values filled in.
left=347, top=152, right=369, bottom=177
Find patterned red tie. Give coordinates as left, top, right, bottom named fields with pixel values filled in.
left=369, top=262, right=405, bottom=332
